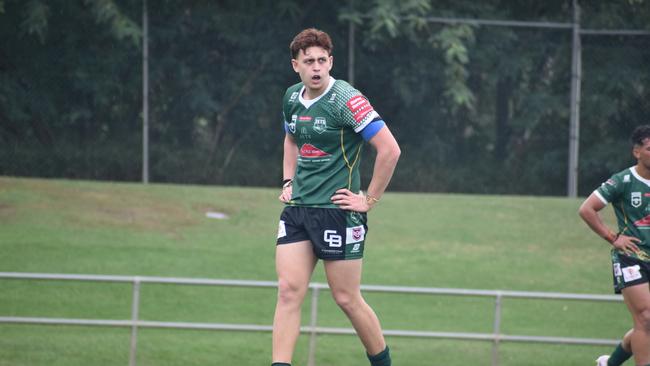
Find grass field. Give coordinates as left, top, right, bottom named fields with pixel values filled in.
left=0, top=176, right=632, bottom=365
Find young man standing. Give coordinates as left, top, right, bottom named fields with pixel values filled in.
left=272, top=28, right=400, bottom=366
left=579, top=125, right=650, bottom=366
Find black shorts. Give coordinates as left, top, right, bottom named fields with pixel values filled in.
left=612, top=252, right=650, bottom=293
left=276, top=206, right=368, bottom=260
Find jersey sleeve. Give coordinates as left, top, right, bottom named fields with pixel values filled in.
left=595, top=175, right=623, bottom=204
left=339, top=90, right=381, bottom=133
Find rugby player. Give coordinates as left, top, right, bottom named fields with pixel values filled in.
left=272, top=28, right=400, bottom=366
left=580, top=125, right=650, bottom=366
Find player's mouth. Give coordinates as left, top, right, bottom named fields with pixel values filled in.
left=311, top=75, right=321, bottom=81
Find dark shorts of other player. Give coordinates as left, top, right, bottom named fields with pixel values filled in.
left=276, top=206, right=368, bottom=260
left=612, top=252, right=650, bottom=294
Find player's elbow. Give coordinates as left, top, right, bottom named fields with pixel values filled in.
left=577, top=202, right=592, bottom=221
left=385, top=143, right=401, bottom=165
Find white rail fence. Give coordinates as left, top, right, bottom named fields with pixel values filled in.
left=0, top=272, right=622, bottom=366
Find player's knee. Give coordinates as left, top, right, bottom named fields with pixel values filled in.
left=331, top=290, right=362, bottom=313
left=634, top=307, right=650, bottom=332
left=277, top=278, right=305, bottom=306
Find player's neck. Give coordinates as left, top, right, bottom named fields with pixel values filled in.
left=636, top=163, right=650, bottom=180
left=303, top=87, right=326, bottom=100
left=303, top=76, right=331, bottom=100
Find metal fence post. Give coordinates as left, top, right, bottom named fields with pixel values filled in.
left=129, top=277, right=141, bottom=366
left=307, top=286, right=320, bottom=366
left=491, top=292, right=503, bottom=366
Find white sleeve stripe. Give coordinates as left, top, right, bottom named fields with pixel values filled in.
left=353, top=111, right=379, bottom=133
left=594, top=190, right=608, bottom=205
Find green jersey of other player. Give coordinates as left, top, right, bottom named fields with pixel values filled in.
left=282, top=78, right=379, bottom=208
left=596, top=166, right=650, bottom=261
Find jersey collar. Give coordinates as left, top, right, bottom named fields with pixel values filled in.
left=631, top=166, right=650, bottom=187
left=299, top=77, right=336, bottom=109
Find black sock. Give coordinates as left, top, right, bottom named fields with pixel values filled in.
left=367, top=346, right=391, bottom=366
left=271, top=363, right=291, bottom=366
left=607, top=343, right=632, bottom=366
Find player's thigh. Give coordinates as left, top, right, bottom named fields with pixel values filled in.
left=276, top=240, right=317, bottom=289
left=323, top=259, right=363, bottom=295
left=621, top=282, right=650, bottom=317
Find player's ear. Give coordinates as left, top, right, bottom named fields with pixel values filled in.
left=291, top=59, right=299, bottom=73
left=328, top=55, right=334, bottom=71
left=633, top=145, right=641, bottom=159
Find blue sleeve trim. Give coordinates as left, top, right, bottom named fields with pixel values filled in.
left=360, top=120, right=385, bottom=141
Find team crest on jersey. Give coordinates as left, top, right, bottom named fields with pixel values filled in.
left=632, top=192, right=642, bottom=208
left=328, top=93, right=337, bottom=103
left=289, top=92, right=299, bottom=103
left=313, top=117, right=327, bottom=134
left=624, top=175, right=631, bottom=183
left=289, top=115, right=297, bottom=133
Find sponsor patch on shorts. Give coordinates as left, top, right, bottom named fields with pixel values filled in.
left=277, top=220, right=286, bottom=239
left=346, top=225, right=365, bottom=244
left=613, top=263, right=622, bottom=277
left=622, top=265, right=642, bottom=282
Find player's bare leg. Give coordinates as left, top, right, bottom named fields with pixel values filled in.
left=324, top=259, right=386, bottom=355
left=622, top=283, right=650, bottom=365
left=272, top=241, right=317, bottom=363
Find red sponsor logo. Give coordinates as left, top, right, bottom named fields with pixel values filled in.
left=352, top=227, right=362, bottom=240
left=298, top=116, right=312, bottom=121
left=300, top=143, right=331, bottom=157
left=635, top=215, right=650, bottom=227
left=644, top=193, right=650, bottom=197
left=346, top=95, right=374, bottom=124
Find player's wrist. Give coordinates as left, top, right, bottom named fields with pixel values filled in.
left=364, top=192, right=379, bottom=209
left=282, top=178, right=293, bottom=189
left=607, top=231, right=620, bottom=244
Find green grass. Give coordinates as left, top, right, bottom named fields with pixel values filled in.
left=0, top=176, right=631, bottom=365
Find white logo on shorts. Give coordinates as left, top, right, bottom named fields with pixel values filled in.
left=346, top=225, right=365, bottom=244
left=277, top=220, right=286, bottom=239
left=324, top=230, right=342, bottom=247
left=622, top=265, right=642, bottom=282
left=613, top=263, right=622, bottom=277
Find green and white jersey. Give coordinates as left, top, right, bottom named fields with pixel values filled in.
left=282, top=78, right=380, bottom=208
left=595, top=166, right=650, bottom=261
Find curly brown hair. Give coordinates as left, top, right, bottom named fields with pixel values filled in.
left=289, top=28, right=333, bottom=59
left=632, top=125, right=650, bottom=146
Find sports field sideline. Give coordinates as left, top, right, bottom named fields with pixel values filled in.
left=0, top=177, right=629, bottom=365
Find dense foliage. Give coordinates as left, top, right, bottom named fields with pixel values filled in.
left=1, top=0, right=649, bottom=195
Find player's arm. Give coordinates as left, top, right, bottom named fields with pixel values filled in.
left=331, top=123, right=400, bottom=212
left=578, top=193, right=640, bottom=254
left=279, top=133, right=298, bottom=203
left=578, top=193, right=617, bottom=243
left=365, top=125, right=400, bottom=202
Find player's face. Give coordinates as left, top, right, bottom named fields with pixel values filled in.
left=633, top=138, right=650, bottom=171
left=291, top=46, right=333, bottom=99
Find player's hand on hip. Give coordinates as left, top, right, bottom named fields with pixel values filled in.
left=331, top=189, right=370, bottom=212
left=279, top=185, right=292, bottom=203
left=613, top=235, right=642, bottom=256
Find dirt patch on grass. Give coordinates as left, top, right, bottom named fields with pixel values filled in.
left=0, top=203, right=15, bottom=217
